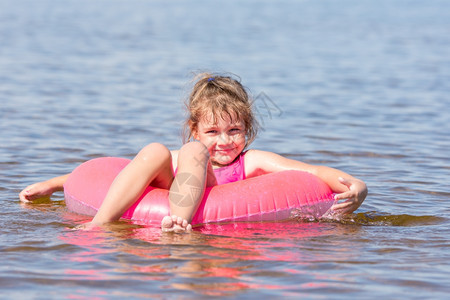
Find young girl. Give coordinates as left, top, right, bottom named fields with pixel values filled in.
left=19, top=73, right=368, bottom=232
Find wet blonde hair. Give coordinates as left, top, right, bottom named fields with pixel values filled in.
left=183, top=73, right=258, bottom=148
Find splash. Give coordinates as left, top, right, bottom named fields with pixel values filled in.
left=293, top=209, right=447, bottom=227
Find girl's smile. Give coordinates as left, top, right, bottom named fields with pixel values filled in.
left=194, top=113, right=246, bottom=167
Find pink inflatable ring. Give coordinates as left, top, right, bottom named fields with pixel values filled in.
left=64, top=157, right=335, bottom=225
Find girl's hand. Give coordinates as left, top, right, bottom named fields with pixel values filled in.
left=331, top=177, right=368, bottom=214
left=19, top=181, right=56, bottom=202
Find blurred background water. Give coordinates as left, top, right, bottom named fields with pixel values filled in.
left=1, top=0, right=449, bottom=298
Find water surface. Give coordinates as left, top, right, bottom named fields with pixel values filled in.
left=1, top=0, right=449, bottom=298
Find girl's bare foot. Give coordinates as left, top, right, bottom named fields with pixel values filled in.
left=161, top=215, right=192, bottom=232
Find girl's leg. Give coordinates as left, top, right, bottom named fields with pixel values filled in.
left=162, top=141, right=209, bottom=232
left=90, top=143, right=173, bottom=226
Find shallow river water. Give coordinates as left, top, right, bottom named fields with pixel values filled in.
left=1, top=0, right=449, bottom=298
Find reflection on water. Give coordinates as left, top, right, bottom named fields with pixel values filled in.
left=55, top=219, right=361, bottom=297
left=5, top=193, right=450, bottom=298
left=50, top=207, right=446, bottom=297
left=1, top=0, right=450, bottom=298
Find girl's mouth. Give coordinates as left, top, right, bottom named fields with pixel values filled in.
left=214, top=148, right=234, bottom=154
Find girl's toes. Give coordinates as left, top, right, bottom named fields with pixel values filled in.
left=181, top=219, right=188, bottom=228
left=161, top=216, right=174, bottom=230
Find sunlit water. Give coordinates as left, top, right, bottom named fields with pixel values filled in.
left=1, top=0, right=449, bottom=298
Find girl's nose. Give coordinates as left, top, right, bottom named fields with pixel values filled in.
left=217, top=133, right=231, bottom=145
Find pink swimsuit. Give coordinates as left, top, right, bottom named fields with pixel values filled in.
left=174, top=151, right=247, bottom=186
left=212, top=151, right=247, bottom=185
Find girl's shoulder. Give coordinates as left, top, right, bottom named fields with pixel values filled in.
left=243, top=149, right=278, bottom=177
left=243, top=149, right=277, bottom=161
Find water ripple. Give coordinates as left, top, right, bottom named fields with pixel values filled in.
left=1, top=0, right=450, bottom=298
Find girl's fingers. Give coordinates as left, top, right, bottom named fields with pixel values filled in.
left=19, top=188, right=37, bottom=202
left=334, top=191, right=353, bottom=201
left=19, top=189, right=40, bottom=202
left=19, top=192, right=29, bottom=202
left=331, top=200, right=352, bottom=210
left=332, top=177, right=367, bottom=214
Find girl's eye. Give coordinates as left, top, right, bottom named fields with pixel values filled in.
left=230, top=128, right=242, bottom=133
left=206, top=130, right=217, bottom=134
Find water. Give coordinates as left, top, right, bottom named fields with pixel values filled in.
left=1, top=0, right=449, bottom=298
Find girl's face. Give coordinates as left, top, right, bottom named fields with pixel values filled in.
left=194, top=112, right=246, bottom=167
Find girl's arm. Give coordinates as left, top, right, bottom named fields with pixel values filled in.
left=244, top=150, right=368, bottom=214
left=19, top=174, right=70, bottom=202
